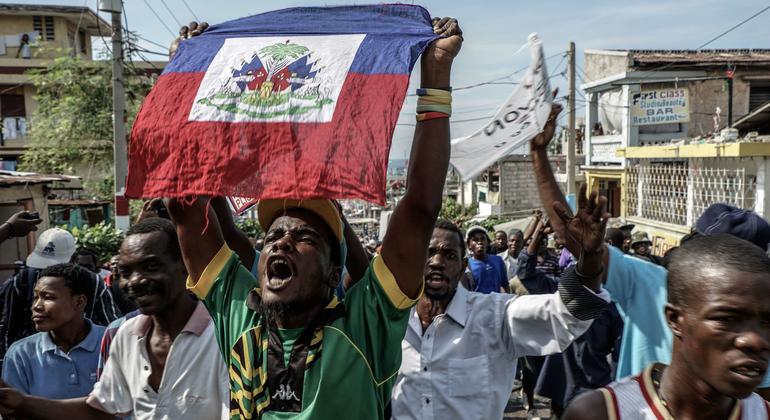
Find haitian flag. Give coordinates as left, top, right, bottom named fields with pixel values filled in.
left=126, top=5, right=438, bottom=204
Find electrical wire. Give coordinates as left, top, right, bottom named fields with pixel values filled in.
left=631, top=5, right=770, bottom=81
left=179, top=0, right=201, bottom=22
left=159, top=0, right=184, bottom=28
left=143, top=0, right=176, bottom=37
left=406, top=50, right=567, bottom=97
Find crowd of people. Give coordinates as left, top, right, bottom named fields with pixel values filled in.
left=0, top=15, right=767, bottom=420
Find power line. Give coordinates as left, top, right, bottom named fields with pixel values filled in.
left=179, top=0, right=201, bottom=21
left=159, top=0, right=183, bottom=28
left=406, top=50, right=567, bottom=97
left=695, top=5, right=770, bottom=50
left=135, top=35, right=169, bottom=51
left=143, top=0, right=176, bottom=37
left=633, top=4, right=770, bottom=81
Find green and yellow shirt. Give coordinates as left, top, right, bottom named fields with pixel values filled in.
left=188, top=245, right=419, bottom=419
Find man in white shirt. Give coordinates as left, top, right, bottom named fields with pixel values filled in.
left=390, top=178, right=612, bottom=419
left=0, top=218, right=229, bottom=420
left=498, top=228, right=524, bottom=282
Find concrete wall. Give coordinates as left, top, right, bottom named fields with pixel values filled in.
left=499, top=155, right=567, bottom=214
left=0, top=183, right=50, bottom=279
left=583, top=50, right=630, bottom=83
left=0, top=15, right=93, bottom=59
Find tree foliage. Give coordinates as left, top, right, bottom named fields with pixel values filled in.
left=439, top=198, right=478, bottom=227
left=64, top=221, right=124, bottom=264
left=235, top=217, right=264, bottom=239
left=19, top=49, right=153, bottom=199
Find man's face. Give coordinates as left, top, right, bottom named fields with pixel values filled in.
left=424, top=228, right=465, bottom=300
left=622, top=231, right=632, bottom=252
left=467, top=232, right=488, bottom=259
left=494, top=232, right=508, bottom=253
left=118, top=232, right=186, bottom=316
left=633, top=242, right=651, bottom=256
left=674, top=270, right=770, bottom=399
left=257, top=209, right=338, bottom=315
left=75, top=254, right=98, bottom=274
left=508, top=233, right=524, bottom=258
left=31, top=276, right=85, bottom=332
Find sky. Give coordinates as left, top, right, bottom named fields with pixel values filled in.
left=10, top=0, right=770, bottom=159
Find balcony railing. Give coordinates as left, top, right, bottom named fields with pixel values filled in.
left=626, top=163, right=756, bottom=227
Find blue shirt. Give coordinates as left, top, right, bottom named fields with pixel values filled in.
left=605, top=245, right=672, bottom=379
left=2, top=320, right=106, bottom=399
left=467, top=254, right=507, bottom=294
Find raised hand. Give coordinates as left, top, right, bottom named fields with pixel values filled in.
left=169, top=21, right=210, bottom=58
left=553, top=184, right=610, bottom=256
left=427, top=17, right=463, bottom=64
left=531, top=100, right=563, bottom=151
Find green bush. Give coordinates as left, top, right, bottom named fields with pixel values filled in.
left=64, top=222, right=124, bottom=264
left=235, top=218, right=263, bottom=239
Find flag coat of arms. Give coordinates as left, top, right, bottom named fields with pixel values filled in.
left=126, top=5, right=438, bottom=204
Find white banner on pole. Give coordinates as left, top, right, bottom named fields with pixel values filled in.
left=450, top=33, right=553, bottom=182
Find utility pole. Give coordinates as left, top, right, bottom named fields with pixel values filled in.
left=100, top=0, right=129, bottom=230
left=566, top=42, right=576, bottom=200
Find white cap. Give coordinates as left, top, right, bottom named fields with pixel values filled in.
left=465, top=225, right=490, bottom=241
left=26, top=228, right=76, bottom=269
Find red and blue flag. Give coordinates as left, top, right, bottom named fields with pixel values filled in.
left=126, top=5, right=438, bottom=204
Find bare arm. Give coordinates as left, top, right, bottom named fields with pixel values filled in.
left=165, top=198, right=224, bottom=282
left=522, top=211, right=542, bottom=244
left=562, top=389, right=609, bottom=420
left=341, top=213, right=369, bottom=288
left=210, top=197, right=256, bottom=270
left=380, top=18, right=462, bottom=299
left=0, top=392, right=113, bottom=420
left=530, top=105, right=610, bottom=279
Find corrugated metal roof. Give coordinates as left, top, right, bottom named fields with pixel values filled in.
left=625, top=49, right=770, bottom=65
left=48, top=199, right=110, bottom=206
left=0, top=170, right=77, bottom=186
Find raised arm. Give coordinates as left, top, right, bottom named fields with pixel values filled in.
left=209, top=197, right=256, bottom=270
left=530, top=105, right=610, bottom=276
left=380, top=18, right=463, bottom=299
left=165, top=198, right=224, bottom=282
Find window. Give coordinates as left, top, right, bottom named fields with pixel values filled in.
left=750, top=84, right=770, bottom=112
left=32, top=16, right=55, bottom=41
left=0, top=95, right=25, bottom=118
left=79, top=30, right=87, bottom=54
left=44, top=16, right=55, bottom=41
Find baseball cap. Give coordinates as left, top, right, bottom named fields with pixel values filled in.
left=609, top=218, right=635, bottom=232
left=695, top=203, right=770, bottom=250
left=257, top=199, right=346, bottom=267
left=465, top=225, right=490, bottom=241
left=631, top=231, right=652, bottom=246
left=26, top=228, right=76, bottom=269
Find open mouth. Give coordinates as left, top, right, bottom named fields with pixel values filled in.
left=425, top=272, right=448, bottom=287
left=266, top=256, right=294, bottom=290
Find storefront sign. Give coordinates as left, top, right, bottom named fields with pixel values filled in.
left=631, top=88, right=690, bottom=126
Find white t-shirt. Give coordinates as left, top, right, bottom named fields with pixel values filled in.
left=86, top=302, right=229, bottom=420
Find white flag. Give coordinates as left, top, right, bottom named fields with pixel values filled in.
left=450, top=33, right=553, bottom=181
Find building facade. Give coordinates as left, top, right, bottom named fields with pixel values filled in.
left=582, top=49, right=770, bottom=252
